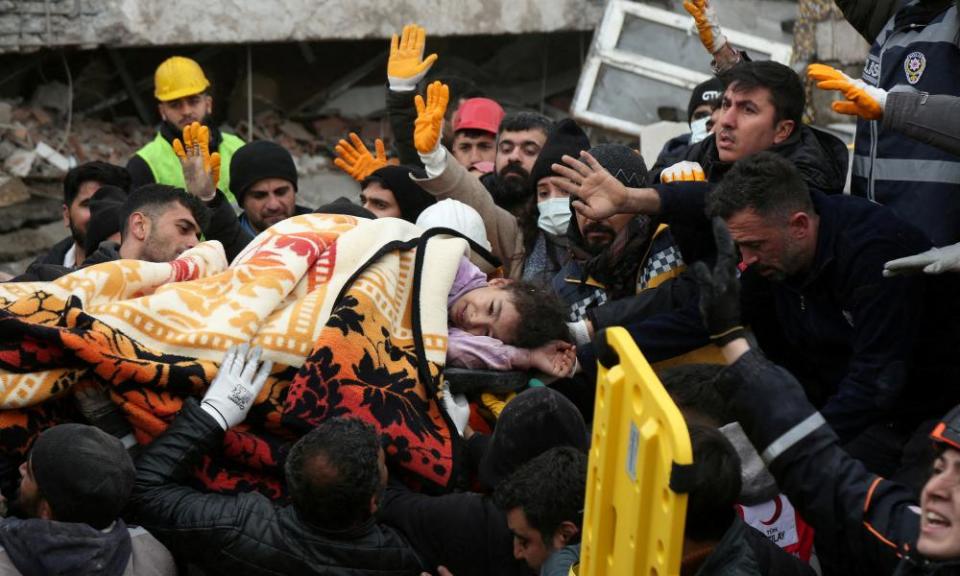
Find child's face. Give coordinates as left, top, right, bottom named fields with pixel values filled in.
left=450, top=280, right=520, bottom=343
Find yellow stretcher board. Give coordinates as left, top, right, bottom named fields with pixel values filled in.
left=576, top=327, right=693, bottom=576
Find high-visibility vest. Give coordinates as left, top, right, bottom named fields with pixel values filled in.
left=135, top=131, right=245, bottom=204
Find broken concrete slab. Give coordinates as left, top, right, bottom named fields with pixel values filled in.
left=4, top=149, right=35, bottom=177
left=0, top=193, right=63, bottom=233
left=0, top=175, right=30, bottom=208
left=0, top=219, right=68, bottom=263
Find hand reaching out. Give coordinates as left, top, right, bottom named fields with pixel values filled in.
left=808, top=63, right=886, bottom=121
left=683, top=0, right=728, bottom=55
left=173, top=121, right=220, bottom=201
left=334, top=132, right=388, bottom=181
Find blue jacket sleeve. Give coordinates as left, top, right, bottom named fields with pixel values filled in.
left=719, top=349, right=919, bottom=575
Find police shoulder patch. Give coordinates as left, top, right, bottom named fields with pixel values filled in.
left=904, top=51, right=927, bottom=85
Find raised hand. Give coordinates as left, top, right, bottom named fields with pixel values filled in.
left=173, top=121, right=220, bottom=201
left=334, top=132, right=388, bottom=181
left=388, top=23, right=439, bottom=92
left=683, top=0, right=728, bottom=55
left=414, top=81, right=449, bottom=154
left=552, top=151, right=629, bottom=221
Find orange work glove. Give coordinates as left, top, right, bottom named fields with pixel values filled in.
left=660, top=161, right=707, bottom=184
left=414, top=81, right=449, bottom=154
left=388, top=24, right=438, bottom=92
left=173, top=121, right=220, bottom=200
left=333, top=132, right=388, bottom=182
left=808, top=63, right=887, bottom=121
left=683, top=0, right=728, bottom=55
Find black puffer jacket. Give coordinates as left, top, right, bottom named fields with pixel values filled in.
left=127, top=399, right=424, bottom=576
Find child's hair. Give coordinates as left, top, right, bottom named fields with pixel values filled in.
left=504, top=281, right=570, bottom=349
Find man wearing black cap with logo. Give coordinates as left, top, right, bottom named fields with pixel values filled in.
left=0, top=423, right=175, bottom=575
left=230, top=140, right=312, bottom=236
left=650, top=76, right=724, bottom=176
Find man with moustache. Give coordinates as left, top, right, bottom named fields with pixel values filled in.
left=127, top=56, right=245, bottom=204
left=411, top=80, right=551, bottom=279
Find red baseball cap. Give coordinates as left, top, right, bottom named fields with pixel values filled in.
left=453, top=98, right=505, bottom=135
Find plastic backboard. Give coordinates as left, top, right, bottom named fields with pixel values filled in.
left=576, top=327, right=692, bottom=576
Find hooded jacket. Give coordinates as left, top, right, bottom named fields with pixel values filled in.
left=0, top=518, right=174, bottom=576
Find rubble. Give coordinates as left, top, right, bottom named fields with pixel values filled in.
left=0, top=89, right=386, bottom=276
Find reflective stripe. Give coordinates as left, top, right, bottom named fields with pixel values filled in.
left=877, top=7, right=959, bottom=51
left=853, top=155, right=960, bottom=183
left=761, top=412, right=827, bottom=464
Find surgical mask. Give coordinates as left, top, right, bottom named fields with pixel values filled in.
left=689, top=116, right=710, bottom=144
left=537, top=197, right=572, bottom=236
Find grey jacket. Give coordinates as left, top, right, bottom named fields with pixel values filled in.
left=885, top=91, right=960, bottom=157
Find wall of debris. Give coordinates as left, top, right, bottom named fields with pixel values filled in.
left=0, top=0, right=603, bottom=53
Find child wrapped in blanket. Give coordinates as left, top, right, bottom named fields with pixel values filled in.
left=447, top=257, right=575, bottom=377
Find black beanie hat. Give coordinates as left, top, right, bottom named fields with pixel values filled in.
left=83, top=185, right=127, bottom=255
left=361, top=165, right=436, bottom=223
left=479, top=387, right=589, bottom=490
left=30, top=423, right=135, bottom=529
left=529, top=118, right=591, bottom=191
left=567, top=144, right=648, bottom=248
left=687, top=76, right=724, bottom=125
left=315, top=196, right=375, bottom=219
left=230, top=140, right=299, bottom=206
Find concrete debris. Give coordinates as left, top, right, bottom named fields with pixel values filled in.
left=0, top=176, right=30, bottom=208
left=3, top=149, right=35, bottom=177
left=0, top=96, right=385, bottom=273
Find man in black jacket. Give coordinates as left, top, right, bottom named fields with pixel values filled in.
left=29, top=161, right=130, bottom=271
left=231, top=140, right=312, bottom=238
left=128, top=344, right=424, bottom=576
left=691, top=215, right=960, bottom=575
left=701, top=153, right=960, bottom=477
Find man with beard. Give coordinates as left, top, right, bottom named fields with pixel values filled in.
left=411, top=81, right=550, bottom=279
left=28, top=161, right=130, bottom=270
left=127, top=56, right=245, bottom=204
left=82, top=184, right=207, bottom=264
left=3, top=423, right=176, bottom=575
left=592, top=152, right=960, bottom=484
left=552, top=144, right=684, bottom=326
left=230, top=140, right=312, bottom=236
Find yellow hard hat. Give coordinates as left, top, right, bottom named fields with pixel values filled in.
left=154, top=56, right=210, bottom=102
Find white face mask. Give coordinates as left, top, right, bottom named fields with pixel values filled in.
left=537, top=197, right=572, bottom=237
left=689, top=116, right=711, bottom=144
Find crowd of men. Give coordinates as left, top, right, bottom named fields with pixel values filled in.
left=1, top=0, right=959, bottom=574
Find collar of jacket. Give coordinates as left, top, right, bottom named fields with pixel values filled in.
left=895, top=0, right=954, bottom=30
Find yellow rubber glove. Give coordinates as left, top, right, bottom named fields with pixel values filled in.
left=173, top=121, right=220, bottom=200
left=333, top=132, right=388, bottom=182
left=808, top=63, right=887, bottom=121
left=388, top=24, right=439, bottom=92
left=660, top=160, right=707, bottom=184
left=683, top=0, right=728, bottom=55
left=414, top=81, right=449, bottom=154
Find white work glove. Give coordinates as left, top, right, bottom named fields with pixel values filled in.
left=660, top=160, right=707, bottom=184
left=884, top=243, right=960, bottom=277
left=201, top=344, right=273, bottom=430
left=441, top=390, right=470, bottom=437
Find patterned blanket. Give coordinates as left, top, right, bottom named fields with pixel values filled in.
left=0, top=214, right=468, bottom=496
